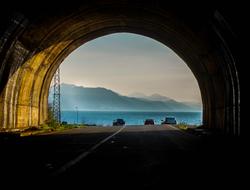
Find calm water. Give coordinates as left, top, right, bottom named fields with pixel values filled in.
left=61, top=111, right=202, bottom=126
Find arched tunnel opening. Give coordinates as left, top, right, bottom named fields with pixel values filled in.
left=0, top=1, right=242, bottom=186
left=49, top=32, right=203, bottom=127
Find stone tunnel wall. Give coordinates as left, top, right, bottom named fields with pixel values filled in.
left=0, top=1, right=240, bottom=135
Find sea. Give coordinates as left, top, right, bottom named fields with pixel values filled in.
left=61, top=111, right=202, bottom=126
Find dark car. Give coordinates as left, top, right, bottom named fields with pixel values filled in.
left=144, top=119, right=154, bottom=125
left=161, top=116, right=177, bottom=124
left=113, top=119, right=125, bottom=126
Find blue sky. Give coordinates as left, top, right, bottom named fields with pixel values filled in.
left=60, top=33, right=201, bottom=103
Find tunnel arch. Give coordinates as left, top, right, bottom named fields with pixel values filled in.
left=0, top=3, right=240, bottom=135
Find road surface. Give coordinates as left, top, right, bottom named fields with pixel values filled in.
left=0, top=125, right=243, bottom=188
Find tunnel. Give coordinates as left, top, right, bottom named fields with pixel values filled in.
left=0, top=1, right=240, bottom=135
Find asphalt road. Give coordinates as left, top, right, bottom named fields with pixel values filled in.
left=0, top=125, right=243, bottom=188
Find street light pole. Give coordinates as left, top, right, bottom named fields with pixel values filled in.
left=75, top=106, right=78, bottom=124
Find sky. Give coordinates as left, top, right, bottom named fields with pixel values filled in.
left=60, top=33, right=201, bottom=103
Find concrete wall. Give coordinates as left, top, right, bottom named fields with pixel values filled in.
left=0, top=1, right=240, bottom=135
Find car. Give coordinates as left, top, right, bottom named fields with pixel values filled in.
left=113, top=119, right=125, bottom=126
left=144, top=119, right=154, bottom=125
left=61, top=121, right=68, bottom=125
left=161, top=116, right=177, bottom=124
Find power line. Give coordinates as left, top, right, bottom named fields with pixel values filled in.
left=52, top=67, right=61, bottom=123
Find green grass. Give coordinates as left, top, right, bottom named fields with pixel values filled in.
left=176, top=123, right=189, bottom=130
left=20, top=123, right=85, bottom=136
left=175, top=123, right=205, bottom=136
left=175, top=122, right=201, bottom=131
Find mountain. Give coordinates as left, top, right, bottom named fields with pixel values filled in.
left=148, top=94, right=172, bottom=102
left=130, top=93, right=202, bottom=110
left=130, top=93, right=172, bottom=102
left=49, top=83, right=201, bottom=111
left=181, top=101, right=202, bottom=110
left=129, top=92, right=148, bottom=99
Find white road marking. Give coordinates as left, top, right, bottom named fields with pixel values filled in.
left=52, top=126, right=125, bottom=176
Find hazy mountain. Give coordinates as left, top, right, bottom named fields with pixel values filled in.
left=131, top=93, right=173, bottom=102
left=49, top=83, right=201, bottom=111
left=181, top=101, right=202, bottom=110
left=129, top=92, right=148, bottom=99
left=130, top=92, right=202, bottom=110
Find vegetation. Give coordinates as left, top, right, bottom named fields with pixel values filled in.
left=176, top=122, right=189, bottom=130
left=175, top=122, right=208, bottom=136
left=20, top=106, right=85, bottom=136
left=20, top=122, right=85, bottom=136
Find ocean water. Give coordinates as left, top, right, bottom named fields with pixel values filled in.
left=61, top=111, right=202, bottom=126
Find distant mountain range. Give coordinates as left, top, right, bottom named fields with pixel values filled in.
left=49, top=83, right=201, bottom=112
left=129, top=92, right=173, bottom=102
left=129, top=93, right=202, bottom=111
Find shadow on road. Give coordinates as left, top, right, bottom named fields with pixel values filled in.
left=0, top=127, right=244, bottom=188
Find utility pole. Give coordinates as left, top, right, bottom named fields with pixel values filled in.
left=75, top=106, right=78, bottom=124
left=52, top=67, right=61, bottom=124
